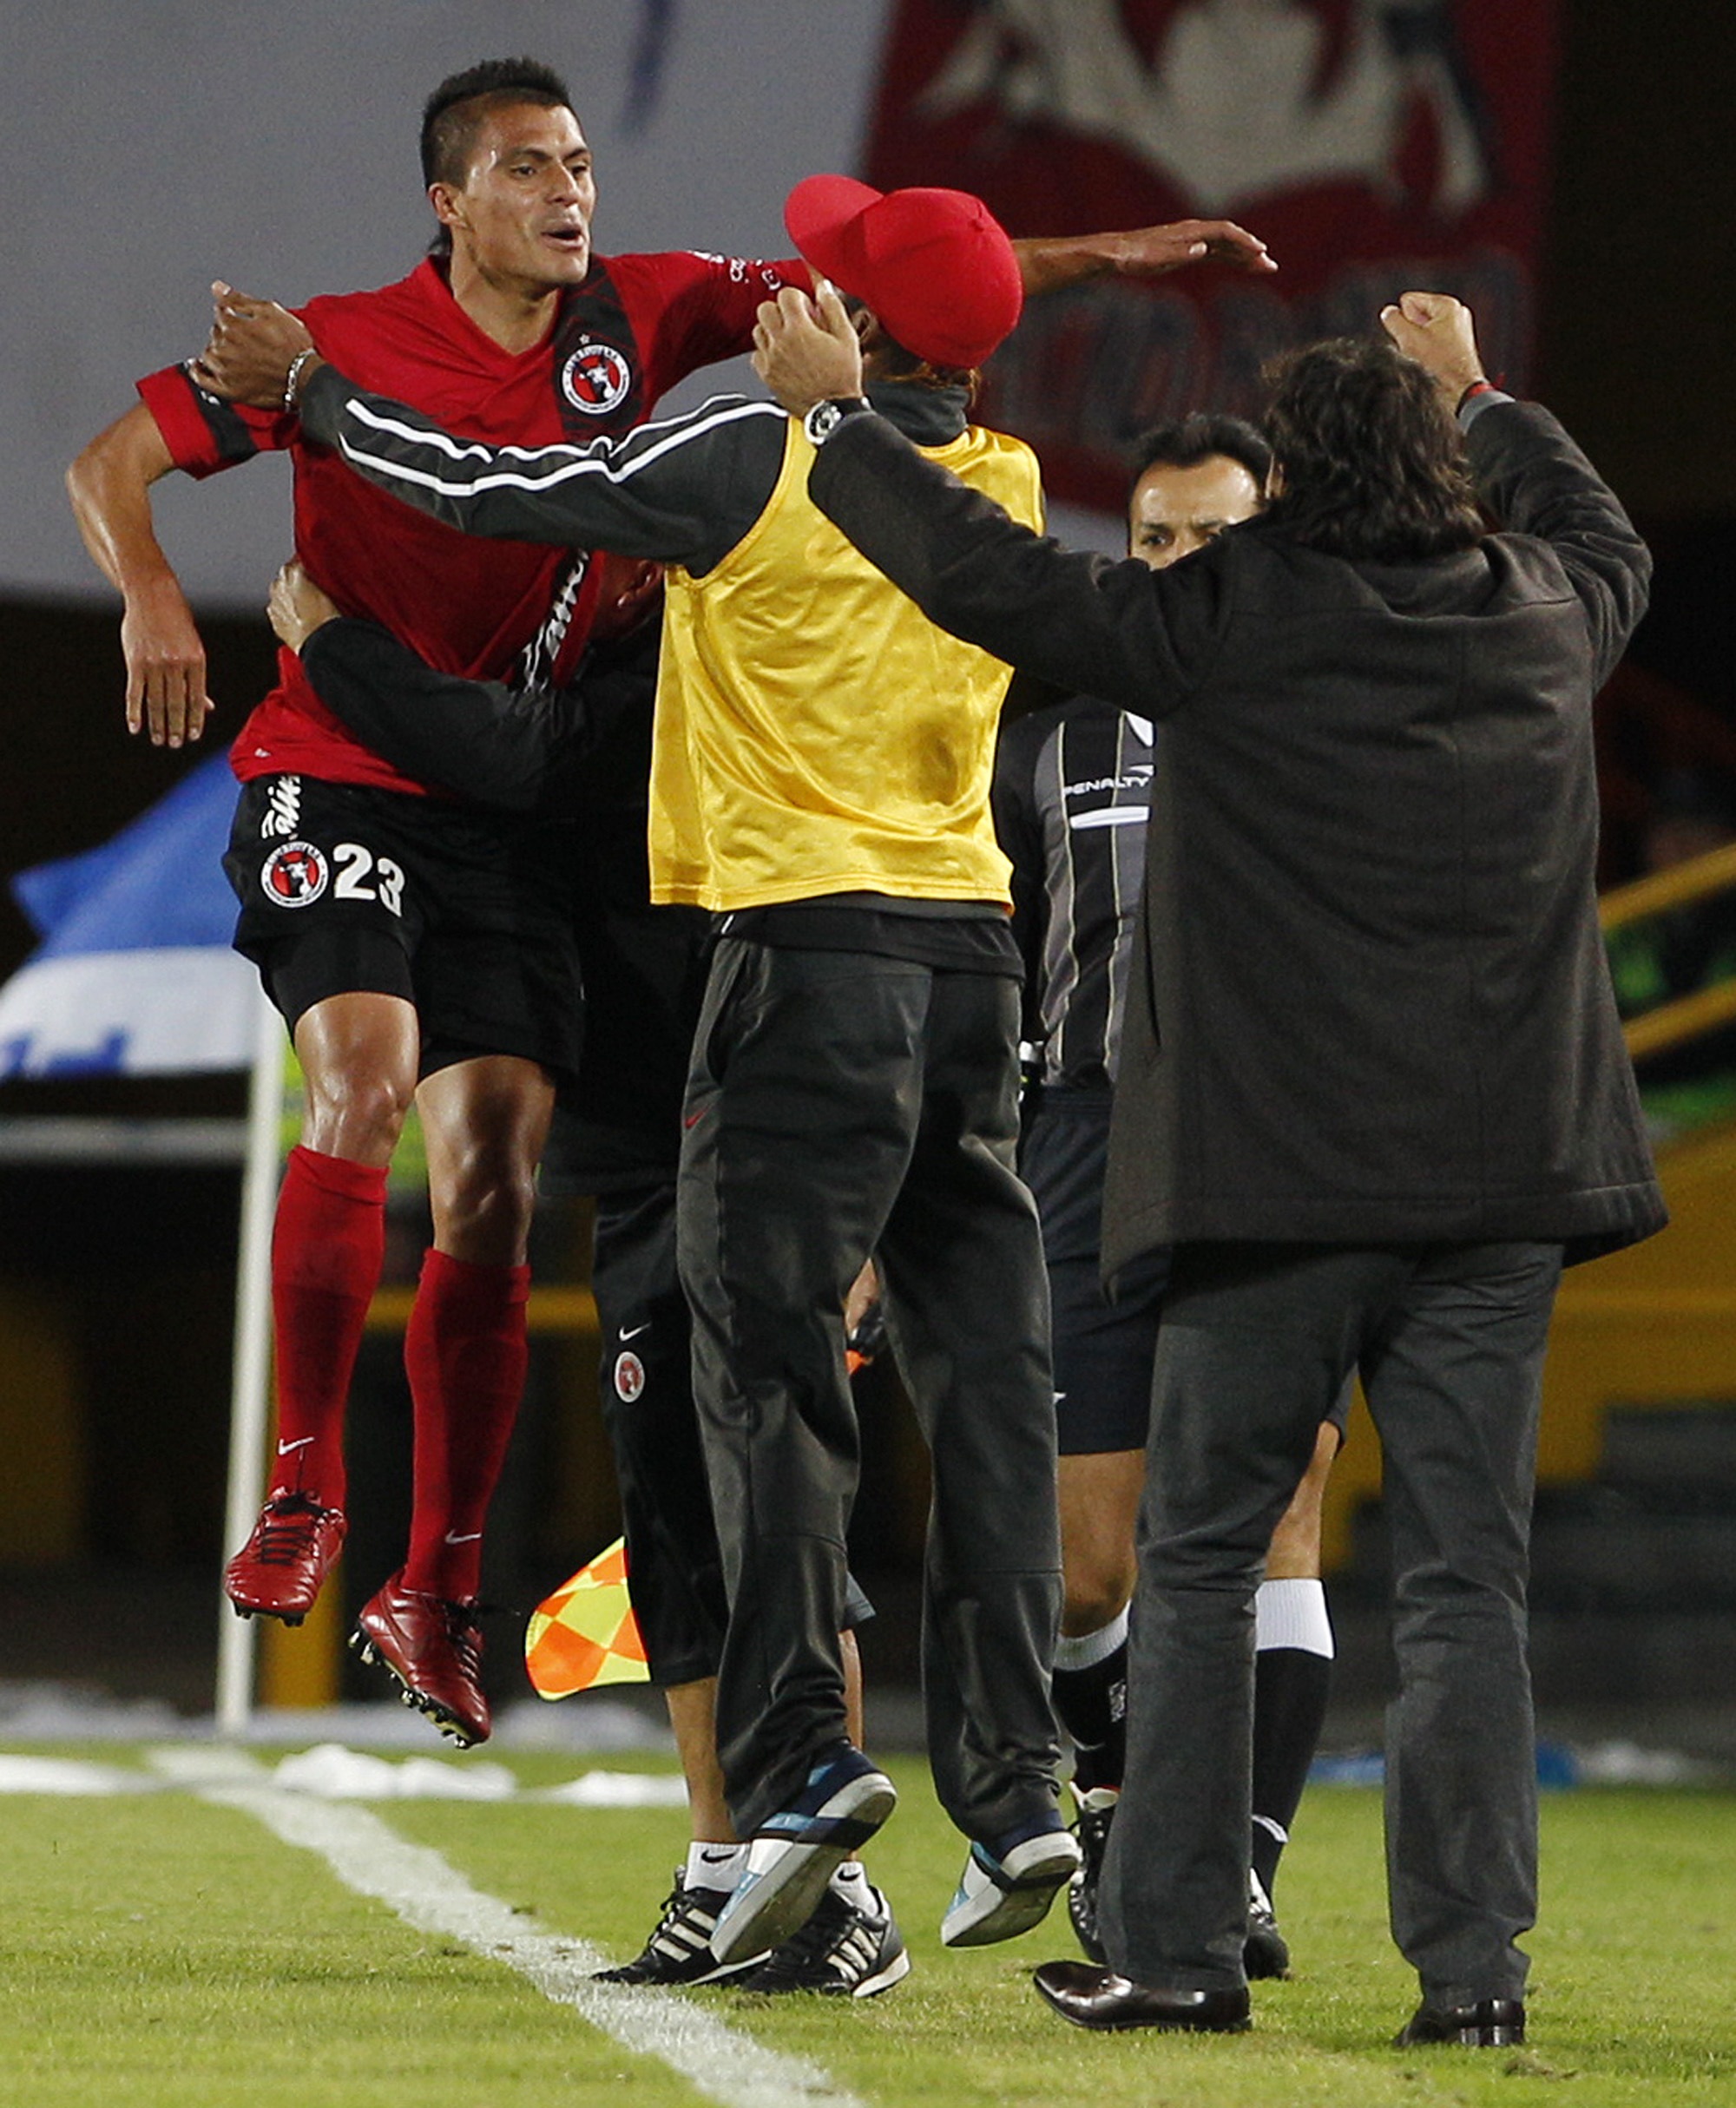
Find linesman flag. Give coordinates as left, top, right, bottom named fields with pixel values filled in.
left=525, top=1537, right=650, bottom=1698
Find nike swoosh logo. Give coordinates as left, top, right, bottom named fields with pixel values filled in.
left=620, top=1322, right=651, bottom=1341
left=277, top=1436, right=314, bottom=1455
left=444, top=1530, right=483, bottom=1547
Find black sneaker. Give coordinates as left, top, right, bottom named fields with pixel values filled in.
left=738, top=1882, right=911, bottom=1999
left=1246, top=1868, right=1291, bottom=1980
left=1067, top=1785, right=1117, bottom=1963
left=593, top=1872, right=767, bottom=1987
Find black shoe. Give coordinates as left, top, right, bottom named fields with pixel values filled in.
left=1067, top=1786, right=1116, bottom=1963
left=1395, top=1997, right=1526, bottom=2047
left=593, top=1872, right=766, bottom=1987
left=737, top=1881, right=911, bottom=1998
left=1244, top=1868, right=1290, bottom=1980
left=1033, top=1959, right=1251, bottom=2033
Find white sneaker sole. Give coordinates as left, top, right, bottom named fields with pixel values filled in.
left=711, top=1770, right=898, bottom=1964
left=941, top=1832, right=1082, bottom=1948
left=851, top=1943, right=913, bottom=1998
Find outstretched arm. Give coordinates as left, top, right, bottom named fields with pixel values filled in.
left=193, top=282, right=776, bottom=570
left=1013, top=218, right=1274, bottom=296
left=66, top=404, right=214, bottom=747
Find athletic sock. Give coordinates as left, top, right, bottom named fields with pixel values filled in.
left=268, top=1144, right=388, bottom=1512
left=686, top=1841, right=747, bottom=1894
left=1052, top=1609, right=1129, bottom=1793
left=1251, top=1577, right=1335, bottom=1896
left=401, top=1248, right=530, bottom=1599
left=828, top=1859, right=878, bottom=1909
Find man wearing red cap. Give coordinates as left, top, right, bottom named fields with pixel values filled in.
left=197, top=173, right=1218, bottom=1971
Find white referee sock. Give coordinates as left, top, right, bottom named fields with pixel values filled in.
left=687, top=1841, right=748, bottom=1892
left=1053, top=1606, right=1129, bottom=1672
left=1254, top=1577, right=1335, bottom=1658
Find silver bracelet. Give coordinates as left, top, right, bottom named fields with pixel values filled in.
left=283, top=347, right=318, bottom=412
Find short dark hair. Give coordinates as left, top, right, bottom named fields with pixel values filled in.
left=1258, top=338, right=1483, bottom=562
left=1127, top=414, right=1271, bottom=497
left=420, top=56, right=575, bottom=189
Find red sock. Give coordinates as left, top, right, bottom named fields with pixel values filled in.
left=402, top=1247, right=531, bottom=1599
left=270, top=1145, right=388, bottom=1512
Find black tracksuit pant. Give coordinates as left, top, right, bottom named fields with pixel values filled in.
left=676, top=935, right=1064, bottom=1842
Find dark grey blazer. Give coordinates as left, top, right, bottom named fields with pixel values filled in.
left=811, top=397, right=1667, bottom=1272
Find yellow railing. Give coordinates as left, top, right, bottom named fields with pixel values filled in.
left=1598, top=839, right=1736, bottom=933
left=363, top=1284, right=597, bottom=1333
left=1600, top=844, right=1736, bottom=1065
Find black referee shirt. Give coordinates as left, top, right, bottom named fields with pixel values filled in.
left=993, top=696, right=1155, bottom=1089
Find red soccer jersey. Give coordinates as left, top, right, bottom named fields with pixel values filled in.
left=137, top=251, right=796, bottom=792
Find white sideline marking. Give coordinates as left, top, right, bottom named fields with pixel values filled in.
left=150, top=1748, right=867, bottom=2108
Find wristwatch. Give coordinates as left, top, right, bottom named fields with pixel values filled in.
left=803, top=397, right=870, bottom=446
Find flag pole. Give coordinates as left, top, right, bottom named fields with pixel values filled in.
left=214, top=988, right=287, bottom=1736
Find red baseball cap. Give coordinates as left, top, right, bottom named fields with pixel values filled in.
left=784, top=174, right=1024, bottom=370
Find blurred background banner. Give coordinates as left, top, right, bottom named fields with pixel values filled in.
left=865, top=0, right=1560, bottom=509
left=0, top=754, right=256, bottom=1080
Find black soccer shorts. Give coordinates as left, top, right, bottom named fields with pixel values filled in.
left=1024, top=1091, right=1354, bottom=1455
left=225, top=772, right=582, bottom=1082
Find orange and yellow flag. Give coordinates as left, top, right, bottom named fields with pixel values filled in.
left=524, top=1537, right=650, bottom=1698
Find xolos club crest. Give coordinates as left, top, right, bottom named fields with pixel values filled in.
left=562, top=338, right=633, bottom=416
left=262, top=840, right=330, bottom=907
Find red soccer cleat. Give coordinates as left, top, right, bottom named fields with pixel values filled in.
left=352, top=1569, right=490, bottom=1746
left=223, top=1493, right=346, bottom=1625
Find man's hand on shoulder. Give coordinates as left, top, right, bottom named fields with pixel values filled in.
left=267, top=560, right=339, bottom=656
left=752, top=280, right=865, bottom=417
left=193, top=282, right=320, bottom=409
left=1380, top=292, right=1486, bottom=410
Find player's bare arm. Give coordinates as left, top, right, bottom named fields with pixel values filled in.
left=1379, top=291, right=1487, bottom=409
left=753, top=281, right=864, bottom=417
left=266, top=559, right=341, bottom=657
left=194, top=281, right=321, bottom=409
left=66, top=402, right=214, bottom=747
left=1013, top=217, right=1275, bottom=296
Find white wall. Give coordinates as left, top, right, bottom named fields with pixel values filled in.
left=2, top=0, right=898, bottom=606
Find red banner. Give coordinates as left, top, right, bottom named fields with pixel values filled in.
left=865, top=1, right=1561, bottom=510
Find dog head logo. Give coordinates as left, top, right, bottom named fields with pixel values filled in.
left=262, top=841, right=330, bottom=908
left=562, top=340, right=634, bottom=415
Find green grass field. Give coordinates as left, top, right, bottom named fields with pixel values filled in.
left=3, top=1744, right=1732, bottom=2107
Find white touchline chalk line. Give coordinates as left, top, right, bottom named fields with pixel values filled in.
left=149, top=1747, right=868, bottom=2108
